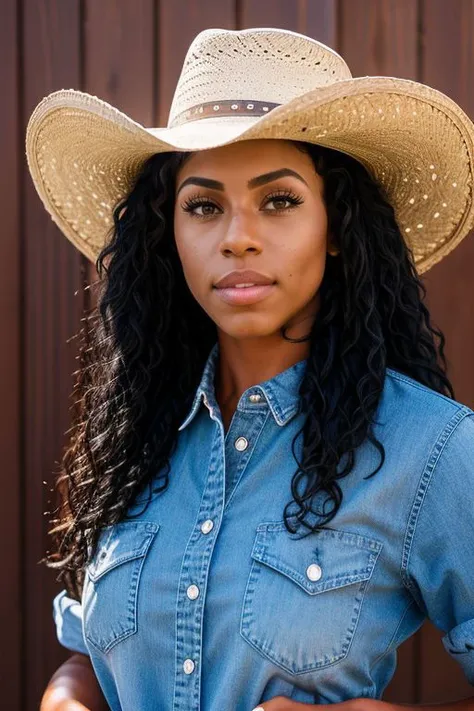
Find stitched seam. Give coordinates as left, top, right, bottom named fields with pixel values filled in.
left=362, top=597, right=418, bottom=699
left=386, top=369, right=474, bottom=412
left=400, top=409, right=473, bottom=599
left=224, top=409, right=271, bottom=512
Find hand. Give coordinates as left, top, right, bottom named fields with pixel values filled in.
left=252, top=697, right=391, bottom=711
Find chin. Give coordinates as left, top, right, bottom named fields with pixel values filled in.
left=214, top=312, right=283, bottom=339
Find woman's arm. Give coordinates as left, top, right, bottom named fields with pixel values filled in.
left=40, top=653, right=109, bottom=711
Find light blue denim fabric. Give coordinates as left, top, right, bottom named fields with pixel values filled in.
left=53, top=343, right=474, bottom=710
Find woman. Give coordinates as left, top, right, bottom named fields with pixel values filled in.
left=28, top=27, right=474, bottom=711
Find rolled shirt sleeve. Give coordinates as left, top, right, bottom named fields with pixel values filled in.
left=402, top=409, right=474, bottom=685
left=53, top=588, right=89, bottom=656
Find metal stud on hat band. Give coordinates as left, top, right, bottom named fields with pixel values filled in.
left=169, top=99, right=281, bottom=127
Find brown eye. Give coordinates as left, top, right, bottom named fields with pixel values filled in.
left=264, top=190, right=304, bottom=212
left=266, top=197, right=293, bottom=210
left=181, top=197, right=221, bottom=219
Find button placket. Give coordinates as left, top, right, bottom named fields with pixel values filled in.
left=172, top=424, right=223, bottom=710
left=223, top=407, right=270, bottom=509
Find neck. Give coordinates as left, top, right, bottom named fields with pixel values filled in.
left=216, top=337, right=308, bottom=405
left=213, top=298, right=318, bottom=428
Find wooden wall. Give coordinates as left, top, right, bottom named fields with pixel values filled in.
left=2, top=1, right=473, bottom=709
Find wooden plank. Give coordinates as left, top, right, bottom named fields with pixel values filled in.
left=157, top=0, right=236, bottom=125
left=240, top=0, right=336, bottom=46
left=305, top=0, right=338, bottom=47
left=416, top=0, right=474, bottom=702
left=22, top=2, right=84, bottom=708
left=240, top=0, right=308, bottom=32
left=338, top=1, right=419, bottom=704
left=421, top=0, right=474, bottom=410
left=0, top=0, right=21, bottom=709
left=85, top=0, right=155, bottom=123
left=339, top=0, right=418, bottom=79
left=83, top=0, right=155, bottom=290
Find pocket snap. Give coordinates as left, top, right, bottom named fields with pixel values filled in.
left=240, top=523, right=382, bottom=675
left=83, top=520, right=159, bottom=653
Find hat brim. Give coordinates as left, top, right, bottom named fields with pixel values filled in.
left=26, top=76, right=474, bottom=272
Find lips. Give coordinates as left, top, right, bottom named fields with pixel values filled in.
left=213, top=270, right=277, bottom=306
left=214, top=270, right=275, bottom=289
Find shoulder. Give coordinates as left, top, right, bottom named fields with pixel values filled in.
left=383, top=366, right=474, bottom=422
left=377, top=367, right=474, bottom=464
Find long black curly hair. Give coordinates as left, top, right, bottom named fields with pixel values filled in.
left=43, top=140, right=454, bottom=601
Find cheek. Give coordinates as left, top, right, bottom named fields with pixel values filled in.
left=174, top=229, right=206, bottom=296
left=283, top=233, right=327, bottom=295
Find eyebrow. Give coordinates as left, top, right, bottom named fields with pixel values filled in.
left=176, top=168, right=309, bottom=196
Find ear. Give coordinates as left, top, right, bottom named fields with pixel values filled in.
left=327, top=238, right=339, bottom=257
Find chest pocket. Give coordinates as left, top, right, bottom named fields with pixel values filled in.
left=240, top=522, right=382, bottom=675
left=82, top=520, right=159, bottom=654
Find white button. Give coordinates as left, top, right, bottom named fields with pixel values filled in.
left=306, top=563, right=322, bottom=581
left=201, top=519, right=214, bottom=534
left=187, top=584, right=200, bottom=600
left=183, top=658, right=195, bottom=674
left=249, top=393, right=262, bottom=403
left=235, top=436, right=249, bottom=452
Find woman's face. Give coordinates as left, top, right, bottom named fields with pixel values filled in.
left=173, top=139, right=329, bottom=340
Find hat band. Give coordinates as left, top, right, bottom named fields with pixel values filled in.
left=169, top=99, right=281, bottom=127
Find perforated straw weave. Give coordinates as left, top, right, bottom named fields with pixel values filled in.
left=26, top=26, right=474, bottom=273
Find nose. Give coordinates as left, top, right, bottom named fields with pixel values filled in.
left=219, top=213, right=262, bottom=257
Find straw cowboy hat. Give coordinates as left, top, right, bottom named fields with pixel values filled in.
left=26, top=26, right=474, bottom=273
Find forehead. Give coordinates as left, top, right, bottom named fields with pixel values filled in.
left=176, top=139, right=314, bottom=177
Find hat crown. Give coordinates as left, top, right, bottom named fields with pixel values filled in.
left=167, top=27, right=352, bottom=128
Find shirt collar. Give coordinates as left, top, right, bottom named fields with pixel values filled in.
left=178, top=342, right=307, bottom=431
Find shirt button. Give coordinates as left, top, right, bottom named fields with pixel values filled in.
left=183, top=658, right=195, bottom=674
left=249, top=393, right=262, bottom=403
left=306, top=563, right=322, bottom=582
left=201, top=519, right=214, bottom=534
left=187, top=584, right=200, bottom=600
left=235, top=436, right=249, bottom=452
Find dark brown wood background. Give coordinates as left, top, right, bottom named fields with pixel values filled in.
left=2, top=1, right=473, bottom=709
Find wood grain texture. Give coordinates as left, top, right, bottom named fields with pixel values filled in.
left=83, top=0, right=156, bottom=292
left=339, top=0, right=420, bottom=703
left=421, top=0, right=474, bottom=412
left=417, top=0, right=474, bottom=701
left=22, top=2, right=84, bottom=708
left=157, top=0, right=236, bottom=126
left=0, top=1, right=21, bottom=709
left=340, top=0, right=418, bottom=79
left=240, top=0, right=337, bottom=46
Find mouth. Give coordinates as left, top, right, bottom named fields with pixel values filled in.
left=213, top=283, right=276, bottom=306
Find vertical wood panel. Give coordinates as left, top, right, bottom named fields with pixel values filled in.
left=0, top=0, right=21, bottom=709
left=417, top=0, right=474, bottom=702
left=240, top=0, right=309, bottom=32
left=84, top=0, right=155, bottom=288
left=340, top=0, right=418, bottom=79
left=85, top=0, right=155, bottom=123
left=305, top=0, right=338, bottom=47
left=157, top=0, right=236, bottom=126
left=22, top=2, right=84, bottom=708
left=421, top=0, right=474, bottom=410
left=240, top=0, right=337, bottom=46
left=339, top=0, right=420, bottom=704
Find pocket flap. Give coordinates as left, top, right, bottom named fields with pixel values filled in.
left=88, top=521, right=159, bottom=582
left=251, top=523, right=382, bottom=595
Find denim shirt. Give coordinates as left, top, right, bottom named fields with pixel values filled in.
left=53, top=343, right=474, bottom=710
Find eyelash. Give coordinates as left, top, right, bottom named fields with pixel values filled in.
left=180, top=189, right=304, bottom=219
